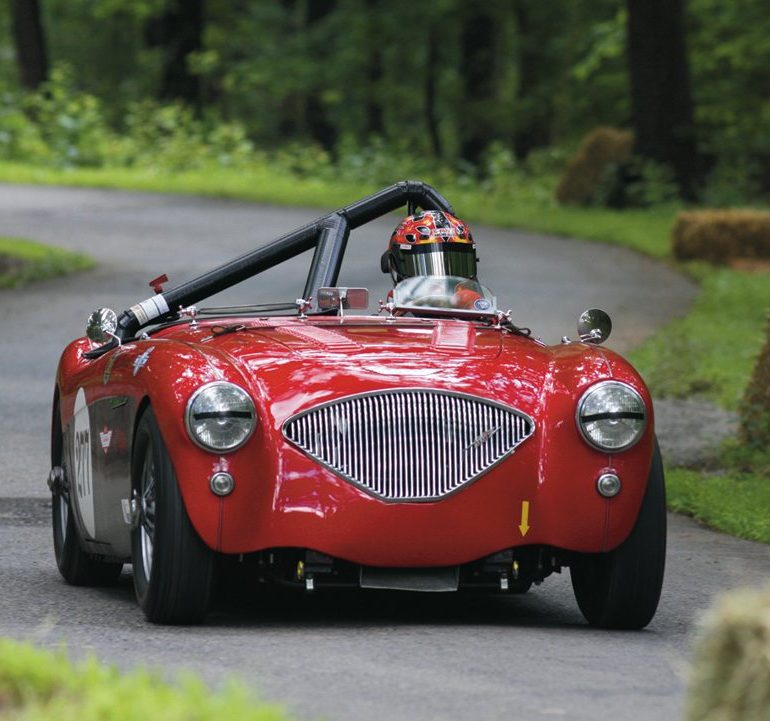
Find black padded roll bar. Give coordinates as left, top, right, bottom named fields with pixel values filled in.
left=104, top=180, right=453, bottom=348
left=302, top=213, right=350, bottom=305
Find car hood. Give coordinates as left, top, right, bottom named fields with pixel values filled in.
left=160, top=316, right=614, bottom=427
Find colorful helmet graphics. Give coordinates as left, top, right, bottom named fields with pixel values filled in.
left=381, top=210, right=477, bottom=281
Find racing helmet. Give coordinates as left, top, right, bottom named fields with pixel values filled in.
left=381, top=210, right=477, bottom=282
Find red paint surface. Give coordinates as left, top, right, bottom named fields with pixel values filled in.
left=56, top=316, right=654, bottom=565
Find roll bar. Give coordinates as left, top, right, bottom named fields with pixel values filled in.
left=99, top=181, right=453, bottom=352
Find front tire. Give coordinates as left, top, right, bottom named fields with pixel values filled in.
left=51, top=401, right=123, bottom=586
left=131, top=407, right=214, bottom=624
left=570, top=441, right=667, bottom=629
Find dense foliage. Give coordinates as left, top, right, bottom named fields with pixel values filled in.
left=2, top=0, right=770, bottom=204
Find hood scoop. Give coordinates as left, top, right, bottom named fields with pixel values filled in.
left=276, top=324, right=360, bottom=352
left=431, top=321, right=477, bottom=352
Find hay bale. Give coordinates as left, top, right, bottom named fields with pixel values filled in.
left=685, top=584, right=770, bottom=721
left=673, top=210, right=770, bottom=264
left=555, top=127, right=634, bottom=205
left=741, top=316, right=770, bottom=448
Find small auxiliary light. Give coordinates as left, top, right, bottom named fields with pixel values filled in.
left=210, top=472, right=235, bottom=496
left=597, top=473, right=622, bottom=498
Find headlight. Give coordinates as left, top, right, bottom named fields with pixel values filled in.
left=576, top=381, right=646, bottom=452
left=185, top=382, right=256, bottom=452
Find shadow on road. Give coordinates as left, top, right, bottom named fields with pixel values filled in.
left=84, top=568, right=592, bottom=632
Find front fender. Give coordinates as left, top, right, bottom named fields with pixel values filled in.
left=533, top=344, right=654, bottom=552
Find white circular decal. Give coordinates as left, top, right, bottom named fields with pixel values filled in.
left=72, top=388, right=96, bottom=538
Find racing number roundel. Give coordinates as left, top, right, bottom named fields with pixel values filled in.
left=72, top=388, right=96, bottom=538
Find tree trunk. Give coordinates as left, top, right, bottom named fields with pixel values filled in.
left=146, top=0, right=205, bottom=107
left=424, top=24, right=442, bottom=158
left=512, top=0, right=552, bottom=160
left=459, top=4, right=498, bottom=167
left=365, top=0, right=384, bottom=137
left=626, top=0, right=699, bottom=200
left=277, top=0, right=304, bottom=139
left=305, top=0, right=337, bottom=150
left=10, top=0, right=49, bottom=91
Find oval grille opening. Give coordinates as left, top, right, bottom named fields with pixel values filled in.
left=283, top=390, right=534, bottom=501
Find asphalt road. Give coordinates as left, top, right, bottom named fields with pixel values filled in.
left=1, top=184, right=768, bottom=721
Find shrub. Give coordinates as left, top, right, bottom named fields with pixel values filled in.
left=0, top=101, right=52, bottom=163
left=0, top=638, right=292, bottom=721
left=22, top=66, right=112, bottom=168
left=554, top=126, right=633, bottom=205
left=685, top=584, right=770, bottom=721
left=673, top=209, right=770, bottom=264
left=594, top=155, right=679, bottom=208
left=740, top=315, right=770, bottom=448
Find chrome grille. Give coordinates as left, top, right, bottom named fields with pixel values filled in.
left=283, top=389, right=534, bottom=501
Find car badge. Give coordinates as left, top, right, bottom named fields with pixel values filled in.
left=99, top=426, right=113, bottom=453
left=132, top=346, right=156, bottom=376
left=466, top=425, right=501, bottom=451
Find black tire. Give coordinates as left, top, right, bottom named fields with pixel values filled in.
left=51, top=400, right=123, bottom=586
left=131, top=407, right=214, bottom=624
left=570, top=441, right=667, bottom=630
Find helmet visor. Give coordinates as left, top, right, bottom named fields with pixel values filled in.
left=396, top=244, right=476, bottom=279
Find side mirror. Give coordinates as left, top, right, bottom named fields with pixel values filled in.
left=86, top=308, right=118, bottom=345
left=317, top=287, right=369, bottom=313
left=577, top=308, right=612, bottom=345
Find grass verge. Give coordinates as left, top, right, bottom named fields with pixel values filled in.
left=0, top=236, right=94, bottom=289
left=629, top=265, right=770, bottom=410
left=0, top=160, right=768, bottom=543
left=667, top=467, right=770, bottom=544
left=0, top=161, right=676, bottom=258
left=0, top=638, right=292, bottom=721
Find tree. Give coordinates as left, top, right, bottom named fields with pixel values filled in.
left=146, top=0, right=205, bottom=106
left=364, top=0, right=384, bottom=136
left=10, top=0, right=49, bottom=90
left=424, top=23, right=442, bottom=157
left=458, top=3, right=500, bottom=166
left=304, top=0, right=337, bottom=150
left=626, top=0, right=700, bottom=199
left=512, top=0, right=555, bottom=159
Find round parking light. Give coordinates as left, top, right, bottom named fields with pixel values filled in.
left=597, top=473, right=622, bottom=498
left=210, top=472, right=235, bottom=496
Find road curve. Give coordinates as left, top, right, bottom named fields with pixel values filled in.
left=1, top=184, right=767, bottom=721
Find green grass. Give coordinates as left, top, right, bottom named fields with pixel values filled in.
left=0, top=236, right=94, bottom=288
left=667, top=467, right=770, bottom=544
left=0, top=638, right=292, bottom=721
left=630, top=265, right=770, bottom=410
left=0, top=161, right=676, bottom=259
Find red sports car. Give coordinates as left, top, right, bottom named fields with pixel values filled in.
left=49, top=182, right=665, bottom=627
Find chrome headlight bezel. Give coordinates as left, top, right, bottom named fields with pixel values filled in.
left=185, top=381, right=256, bottom=453
left=576, top=380, right=647, bottom=452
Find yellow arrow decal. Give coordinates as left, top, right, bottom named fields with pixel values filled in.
left=519, top=501, right=531, bottom=537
